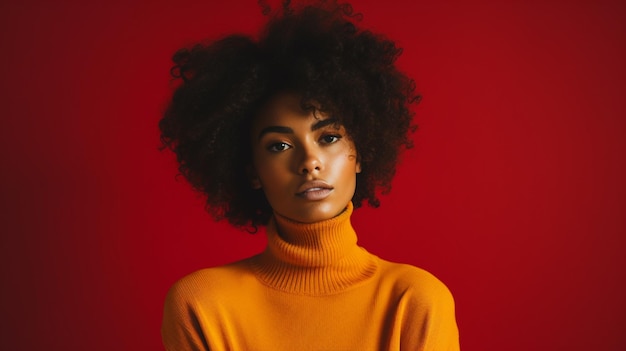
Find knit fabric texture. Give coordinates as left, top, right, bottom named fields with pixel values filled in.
left=162, top=202, right=460, bottom=350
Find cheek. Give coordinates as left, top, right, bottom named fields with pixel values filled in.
left=344, top=141, right=359, bottom=171
left=256, top=158, right=290, bottom=187
left=332, top=153, right=360, bottom=180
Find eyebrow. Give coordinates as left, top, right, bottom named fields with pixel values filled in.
left=257, top=118, right=339, bottom=140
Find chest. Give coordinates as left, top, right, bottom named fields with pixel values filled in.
left=195, top=284, right=407, bottom=350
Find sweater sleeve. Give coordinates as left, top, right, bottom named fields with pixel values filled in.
left=161, top=280, right=211, bottom=351
left=394, top=267, right=460, bottom=351
left=420, top=281, right=460, bottom=351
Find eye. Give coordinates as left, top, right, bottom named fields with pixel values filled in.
left=267, top=142, right=291, bottom=152
left=320, top=134, right=342, bottom=144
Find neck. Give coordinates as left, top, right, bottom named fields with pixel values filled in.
left=250, top=202, right=378, bottom=295
left=270, top=203, right=357, bottom=266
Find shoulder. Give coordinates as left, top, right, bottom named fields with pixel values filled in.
left=374, top=258, right=460, bottom=350
left=161, top=258, right=258, bottom=350
left=165, top=257, right=257, bottom=304
left=376, top=258, right=455, bottom=308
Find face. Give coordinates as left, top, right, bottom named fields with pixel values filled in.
left=249, top=93, right=361, bottom=223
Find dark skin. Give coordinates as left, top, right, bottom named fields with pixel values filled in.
left=249, top=92, right=361, bottom=224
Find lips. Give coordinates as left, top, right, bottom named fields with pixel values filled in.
left=296, top=180, right=334, bottom=200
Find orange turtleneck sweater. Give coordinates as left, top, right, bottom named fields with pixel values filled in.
left=162, top=203, right=459, bottom=350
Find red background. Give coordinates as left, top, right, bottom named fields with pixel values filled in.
left=1, top=0, right=624, bottom=350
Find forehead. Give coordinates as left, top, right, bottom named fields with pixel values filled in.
left=252, top=93, right=328, bottom=129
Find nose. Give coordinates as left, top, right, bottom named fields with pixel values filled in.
left=298, top=145, right=323, bottom=175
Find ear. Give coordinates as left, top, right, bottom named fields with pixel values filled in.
left=356, top=160, right=362, bottom=174
left=247, top=165, right=262, bottom=189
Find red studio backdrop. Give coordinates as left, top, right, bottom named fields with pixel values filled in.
left=1, top=0, right=624, bottom=350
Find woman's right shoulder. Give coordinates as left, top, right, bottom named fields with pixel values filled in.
left=165, top=256, right=258, bottom=302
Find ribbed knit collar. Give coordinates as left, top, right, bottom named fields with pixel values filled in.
left=250, top=202, right=378, bottom=295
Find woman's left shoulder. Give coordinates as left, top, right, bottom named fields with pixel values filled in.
left=375, top=258, right=455, bottom=303
left=372, top=258, right=460, bottom=350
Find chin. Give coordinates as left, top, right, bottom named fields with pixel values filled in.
left=284, top=201, right=347, bottom=223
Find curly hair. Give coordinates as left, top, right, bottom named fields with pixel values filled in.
left=160, top=0, right=419, bottom=230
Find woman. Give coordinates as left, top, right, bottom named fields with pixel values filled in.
left=160, top=1, right=459, bottom=350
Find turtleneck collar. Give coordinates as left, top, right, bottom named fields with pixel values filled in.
left=250, top=202, right=378, bottom=295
